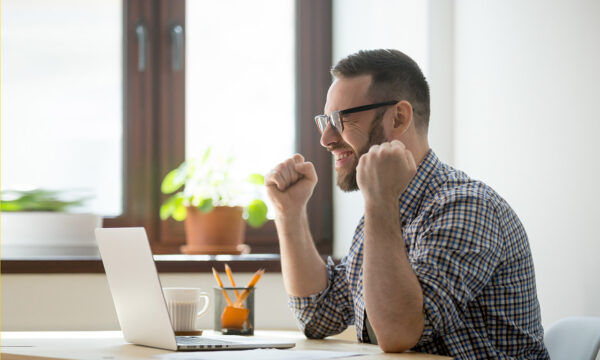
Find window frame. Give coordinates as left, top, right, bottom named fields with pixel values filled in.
left=103, top=0, right=333, bottom=255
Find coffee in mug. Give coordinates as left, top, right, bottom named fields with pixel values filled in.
left=163, top=287, right=210, bottom=335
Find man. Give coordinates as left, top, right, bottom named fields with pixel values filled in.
left=265, top=49, right=549, bottom=359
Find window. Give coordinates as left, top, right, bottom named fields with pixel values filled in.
left=1, top=0, right=123, bottom=216
left=185, top=0, right=295, bottom=178
left=1, top=0, right=333, bottom=255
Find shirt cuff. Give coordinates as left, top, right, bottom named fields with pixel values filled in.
left=417, top=294, right=440, bottom=345
left=411, top=262, right=447, bottom=346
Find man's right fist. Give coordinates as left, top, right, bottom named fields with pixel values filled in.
left=265, top=154, right=318, bottom=217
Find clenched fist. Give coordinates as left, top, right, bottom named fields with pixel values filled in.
left=356, top=140, right=417, bottom=205
left=265, top=154, right=318, bottom=217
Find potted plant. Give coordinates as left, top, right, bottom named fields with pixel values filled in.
left=159, top=148, right=269, bottom=254
left=0, top=187, right=101, bottom=251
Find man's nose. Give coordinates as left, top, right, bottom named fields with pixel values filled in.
left=319, top=122, right=340, bottom=148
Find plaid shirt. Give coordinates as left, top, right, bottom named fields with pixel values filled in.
left=289, top=150, right=549, bottom=359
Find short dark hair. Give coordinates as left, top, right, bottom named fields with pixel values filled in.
left=331, top=49, right=430, bottom=132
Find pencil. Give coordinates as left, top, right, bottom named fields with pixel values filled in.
left=224, top=264, right=240, bottom=299
left=233, top=269, right=264, bottom=307
left=212, top=267, right=233, bottom=306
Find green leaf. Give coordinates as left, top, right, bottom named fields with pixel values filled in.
left=161, top=169, right=184, bottom=194
left=197, top=198, right=214, bottom=213
left=0, top=188, right=91, bottom=212
left=246, top=199, right=268, bottom=228
left=200, top=147, right=212, bottom=164
left=159, top=195, right=177, bottom=220
left=160, top=193, right=188, bottom=221
left=172, top=204, right=187, bottom=221
left=1, top=201, right=23, bottom=211
left=246, top=173, right=264, bottom=185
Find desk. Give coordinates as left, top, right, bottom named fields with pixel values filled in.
left=1, top=331, right=451, bottom=359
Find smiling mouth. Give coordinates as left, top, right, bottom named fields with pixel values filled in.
left=334, top=151, right=353, bottom=161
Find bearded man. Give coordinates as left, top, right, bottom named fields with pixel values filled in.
left=265, top=49, right=549, bottom=359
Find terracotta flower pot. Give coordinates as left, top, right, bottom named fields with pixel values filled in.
left=181, top=206, right=250, bottom=255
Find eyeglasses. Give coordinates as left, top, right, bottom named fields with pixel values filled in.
left=314, top=100, right=399, bottom=134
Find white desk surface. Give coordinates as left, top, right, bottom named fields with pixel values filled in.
left=0, top=330, right=451, bottom=360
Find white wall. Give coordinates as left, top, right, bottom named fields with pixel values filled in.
left=1, top=273, right=297, bottom=331
left=454, top=0, right=600, bottom=327
left=427, top=0, right=455, bottom=167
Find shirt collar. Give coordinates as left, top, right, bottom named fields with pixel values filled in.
left=397, top=149, right=440, bottom=225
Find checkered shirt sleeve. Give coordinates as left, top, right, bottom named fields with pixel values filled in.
left=410, top=190, right=503, bottom=344
left=288, top=257, right=355, bottom=339
left=409, top=184, right=548, bottom=358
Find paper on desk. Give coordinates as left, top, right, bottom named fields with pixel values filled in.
left=154, top=349, right=365, bottom=360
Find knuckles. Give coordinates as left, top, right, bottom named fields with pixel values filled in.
left=267, top=161, right=291, bottom=183
left=292, top=153, right=304, bottom=163
left=265, top=169, right=278, bottom=182
left=365, top=141, right=408, bottom=161
left=274, top=164, right=286, bottom=174
left=268, top=156, right=309, bottom=187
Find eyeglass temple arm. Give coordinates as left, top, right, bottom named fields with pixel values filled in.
left=340, top=100, right=399, bottom=115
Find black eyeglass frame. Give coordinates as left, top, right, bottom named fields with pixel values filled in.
left=314, top=100, right=399, bottom=134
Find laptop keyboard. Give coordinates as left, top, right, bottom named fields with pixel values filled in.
left=176, top=336, right=235, bottom=346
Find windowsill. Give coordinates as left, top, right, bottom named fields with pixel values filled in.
left=0, top=245, right=283, bottom=274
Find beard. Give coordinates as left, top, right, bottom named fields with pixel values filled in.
left=335, top=113, right=387, bottom=192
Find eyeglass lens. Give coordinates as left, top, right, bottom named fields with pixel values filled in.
left=315, top=112, right=342, bottom=134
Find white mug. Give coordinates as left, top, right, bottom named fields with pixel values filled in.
left=163, top=288, right=210, bottom=335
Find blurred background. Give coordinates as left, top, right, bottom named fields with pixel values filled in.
left=2, top=0, right=599, bottom=335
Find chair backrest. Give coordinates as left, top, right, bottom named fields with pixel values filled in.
left=545, top=316, right=600, bottom=360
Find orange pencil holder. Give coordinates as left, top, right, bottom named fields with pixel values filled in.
left=213, top=287, right=255, bottom=335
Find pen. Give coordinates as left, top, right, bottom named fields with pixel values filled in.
left=212, top=267, right=233, bottom=306
left=233, top=269, right=264, bottom=307
left=224, top=264, right=241, bottom=299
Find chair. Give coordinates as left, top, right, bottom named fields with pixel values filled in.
left=545, top=316, right=600, bottom=360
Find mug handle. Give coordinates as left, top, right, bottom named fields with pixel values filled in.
left=196, top=292, right=210, bottom=317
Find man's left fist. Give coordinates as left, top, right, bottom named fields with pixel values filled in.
left=356, top=140, right=417, bottom=204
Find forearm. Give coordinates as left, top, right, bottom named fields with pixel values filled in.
left=275, top=209, right=328, bottom=297
left=363, top=201, right=424, bottom=352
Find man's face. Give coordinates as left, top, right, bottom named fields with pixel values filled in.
left=321, top=75, right=389, bottom=192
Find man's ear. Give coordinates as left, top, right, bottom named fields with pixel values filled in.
left=392, top=100, right=413, bottom=134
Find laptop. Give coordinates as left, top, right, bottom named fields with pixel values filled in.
left=95, top=227, right=296, bottom=351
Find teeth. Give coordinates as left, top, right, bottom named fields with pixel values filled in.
left=335, top=152, right=351, bottom=161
